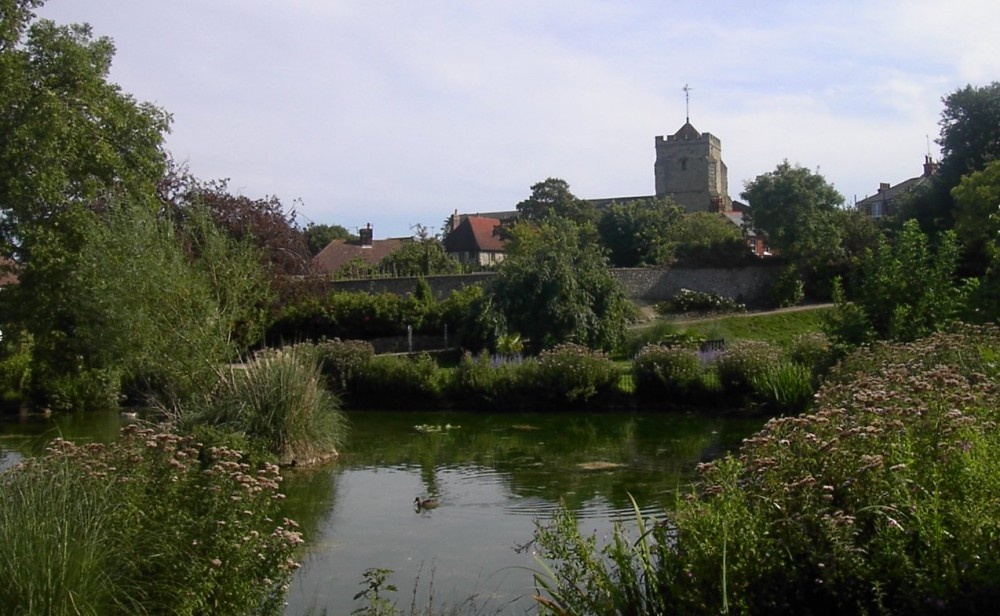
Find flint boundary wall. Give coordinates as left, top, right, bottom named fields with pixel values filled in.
left=329, top=264, right=782, bottom=307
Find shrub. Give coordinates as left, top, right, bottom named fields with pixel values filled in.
left=179, top=349, right=348, bottom=465
left=656, top=288, right=746, bottom=315
left=350, top=353, right=444, bottom=408
left=714, top=339, right=782, bottom=397
left=771, top=264, right=805, bottom=308
left=528, top=344, right=622, bottom=405
left=632, top=344, right=708, bottom=402
left=0, top=427, right=300, bottom=615
left=449, top=352, right=523, bottom=408
left=748, top=360, right=814, bottom=414
left=313, top=338, right=375, bottom=393
left=788, top=331, right=837, bottom=382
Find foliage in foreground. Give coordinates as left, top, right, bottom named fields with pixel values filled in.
left=0, top=426, right=301, bottom=615
left=534, top=325, right=1000, bottom=615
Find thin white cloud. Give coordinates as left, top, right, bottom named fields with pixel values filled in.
left=33, top=0, right=1000, bottom=236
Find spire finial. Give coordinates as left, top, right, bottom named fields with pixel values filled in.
left=683, top=84, right=693, bottom=123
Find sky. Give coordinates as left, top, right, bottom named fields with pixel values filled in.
left=36, top=0, right=1000, bottom=239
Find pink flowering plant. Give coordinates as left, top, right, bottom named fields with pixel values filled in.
left=535, top=325, right=1000, bottom=615
left=0, top=425, right=301, bottom=615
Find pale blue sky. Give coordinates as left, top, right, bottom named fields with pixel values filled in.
left=37, top=0, right=1000, bottom=238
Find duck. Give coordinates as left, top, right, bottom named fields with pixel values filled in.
left=414, top=496, right=440, bottom=510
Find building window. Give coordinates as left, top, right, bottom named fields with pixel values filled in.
left=680, top=158, right=688, bottom=171
left=871, top=201, right=884, bottom=218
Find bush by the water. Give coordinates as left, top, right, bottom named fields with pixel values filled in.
left=312, top=338, right=376, bottom=393
left=632, top=344, right=714, bottom=403
left=534, top=325, right=1000, bottom=615
left=0, top=426, right=300, bottom=615
left=177, top=349, right=348, bottom=466
left=714, top=339, right=782, bottom=396
left=526, top=344, right=623, bottom=406
left=350, top=353, right=445, bottom=408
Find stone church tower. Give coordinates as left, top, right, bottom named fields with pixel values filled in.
left=654, top=121, right=732, bottom=213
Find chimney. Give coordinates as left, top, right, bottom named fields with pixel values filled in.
left=879, top=182, right=891, bottom=193
left=359, top=223, right=373, bottom=248
left=923, top=155, right=938, bottom=177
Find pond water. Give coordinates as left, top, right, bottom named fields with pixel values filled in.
left=0, top=409, right=764, bottom=614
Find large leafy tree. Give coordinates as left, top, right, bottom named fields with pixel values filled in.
left=0, top=5, right=170, bottom=256
left=741, top=161, right=846, bottom=264
left=903, top=82, right=1000, bottom=235
left=952, top=161, right=1000, bottom=318
left=378, top=237, right=459, bottom=276
left=515, top=178, right=597, bottom=225
left=157, top=164, right=311, bottom=278
left=597, top=197, right=682, bottom=267
left=304, top=222, right=355, bottom=256
left=668, top=211, right=748, bottom=264
left=489, top=218, right=634, bottom=353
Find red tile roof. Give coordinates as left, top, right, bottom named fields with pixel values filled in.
left=443, top=216, right=504, bottom=253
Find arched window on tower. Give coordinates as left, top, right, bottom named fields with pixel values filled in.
left=680, top=158, right=688, bottom=171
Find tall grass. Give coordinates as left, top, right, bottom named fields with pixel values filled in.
left=0, top=456, right=137, bottom=615
left=0, top=427, right=301, bottom=615
left=181, top=348, right=348, bottom=465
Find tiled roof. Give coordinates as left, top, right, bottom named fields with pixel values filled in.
left=444, top=216, right=504, bottom=253
left=311, top=237, right=410, bottom=274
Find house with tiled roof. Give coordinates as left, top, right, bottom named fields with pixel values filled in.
left=311, top=224, right=412, bottom=276
left=857, top=156, right=937, bottom=219
left=442, top=215, right=505, bottom=266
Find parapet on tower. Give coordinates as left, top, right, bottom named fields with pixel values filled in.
left=654, top=121, right=732, bottom=213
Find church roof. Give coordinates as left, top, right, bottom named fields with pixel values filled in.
left=674, top=122, right=701, bottom=140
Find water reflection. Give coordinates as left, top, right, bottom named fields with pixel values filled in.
left=281, top=410, right=763, bottom=614
left=0, top=408, right=763, bottom=614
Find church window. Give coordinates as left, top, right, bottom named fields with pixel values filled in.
left=680, top=158, right=688, bottom=171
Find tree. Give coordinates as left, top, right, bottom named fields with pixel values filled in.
left=0, top=8, right=170, bottom=257
left=826, top=220, right=970, bottom=345
left=741, top=161, right=846, bottom=264
left=597, top=198, right=682, bottom=267
left=668, top=212, right=748, bottom=264
left=304, top=222, right=355, bottom=256
left=515, top=178, right=597, bottom=225
left=378, top=237, right=459, bottom=277
left=489, top=218, right=634, bottom=353
left=952, top=159, right=1000, bottom=264
left=157, top=163, right=311, bottom=278
left=7, top=197, right=272, bottom=409
left=952, top=161, right=1000, bottom=319
left=902, top=82, right=1000, bottom=234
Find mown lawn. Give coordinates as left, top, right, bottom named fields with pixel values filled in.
left=630, top=305, right=832, bottom=350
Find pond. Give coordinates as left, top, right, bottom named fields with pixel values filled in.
left=0, top=409, right=765, bottom=614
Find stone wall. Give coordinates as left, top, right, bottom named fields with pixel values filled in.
left=329, top=264, right=781, bottom=307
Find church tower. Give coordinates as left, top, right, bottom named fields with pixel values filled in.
left=653, top=88, right=731, bottom=212
left=653, top=122, right=732, bottom=213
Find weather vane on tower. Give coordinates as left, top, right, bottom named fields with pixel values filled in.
left=683, top=84, right=693, bottom=123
